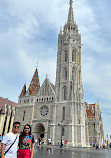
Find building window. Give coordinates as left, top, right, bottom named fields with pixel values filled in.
left=63, top=107, right=65, bottom=120
left=64, top=50, right=68, bottom=62
left=42, top=88, right=44, bottom=96
left=23, top=111, right=25, bottom=121
left=63, top=86, right=67, bottom=100
left=63, top=67, right=67, bottom=80
left=62, top=127, right=64, bottom=136
left=72, top=50, right=77, bottom=62
left=78, top=54, right=81, bottom=65
left=40, top=105, right=49, bottom=117
left=78, top=70, right=81, bottom=84
left=72, top=67, right=76, bottom=80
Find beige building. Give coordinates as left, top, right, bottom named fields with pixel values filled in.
left=0, top=97, right=17, bottom=136
left=15, top=0, right=104, bottom=147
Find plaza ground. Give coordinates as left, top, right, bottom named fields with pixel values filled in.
left=0, top=143, right=111, bottom=158
left=34, top=145, right=111, bottom=158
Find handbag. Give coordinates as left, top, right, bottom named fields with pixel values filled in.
left=0, top=134, right=18, bottom=158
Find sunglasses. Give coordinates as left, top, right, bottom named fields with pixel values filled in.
left=14, top=126, right=20, bottom=129
left=24, top=128, right=30, bottom=130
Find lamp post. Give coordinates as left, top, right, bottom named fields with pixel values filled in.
left=107, top=134, right=108, bottom=148
left=60, top=126, right=63, bottom=148
left=58, top=124, right=63, bottom=148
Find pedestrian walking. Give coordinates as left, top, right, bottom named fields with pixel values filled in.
left=37, top=139, right=39, bottom=146
left=93, top=142, right=95, bottom=147
left=90, top=142, right=92, bottom=147
left=57, top=139, right=60, bottom=146
left=107, top=143, right=109, bottom=149
left=109, top=143, right=111, bottom=148
left=1, top=121, right=20, bottom=158
left=48, top=137, right=52, bottom=146
left=102, top=144, right=105, bottom=149
left=35, top=139, right=37, bottom=145
left=96, top=143, right=99, bottom=149
left=62, top=140, right=64, bottom=147
left=17, top=124, right=35, bottom=158
left=38, top=137, right=41, bottom=145
left=65, top=140, right=67, bottom=147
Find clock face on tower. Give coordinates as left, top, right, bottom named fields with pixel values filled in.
left=40, top=105, right=49, bottom=117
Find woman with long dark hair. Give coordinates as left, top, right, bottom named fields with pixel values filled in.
left=17, top=124, right=35, bottom=158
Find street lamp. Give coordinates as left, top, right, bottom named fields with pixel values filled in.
left=107, top=134, right=108, bottom=147
left=58, top=124, right=63, bottom=148
left=60, top=126, right=63, bottom=148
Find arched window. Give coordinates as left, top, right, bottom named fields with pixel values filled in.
left=62, top=127, right=65, bottom=136
left=64, top=50, right=68, bottom=62
left=78, top=70, right=81, bottom=84
left=72, top=67, right=76, bottom=80
left=63, top=107, right=65, bottom=120
left=63, top=67, right=67, bottom=80
left=23, top=111, right=25, bottom=121
left=72, top=50, right=77, bottom=62
left=78, top=53, right=81, bottom=65
left=63, top=86, right=67, bottom=100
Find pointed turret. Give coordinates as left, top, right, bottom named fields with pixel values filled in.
left=20, top=84, right=26, bottom=97
left=59, top=27, right=62, bottom=35
left=28, top=68, right=40, bottom=95
left=67, top=0, right=74, bottom=24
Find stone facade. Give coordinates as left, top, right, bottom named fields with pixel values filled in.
left=15, top=0, right=104, bottom=147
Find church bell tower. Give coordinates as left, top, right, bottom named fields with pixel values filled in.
left=56, top=0, right=82, bottom=102
left=53, top=0, right=86, bottom=147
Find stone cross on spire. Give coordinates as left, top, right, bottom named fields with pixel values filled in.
left=67, top=0, right=74, bottom=24
left=36, top=61, right=38, bottom=68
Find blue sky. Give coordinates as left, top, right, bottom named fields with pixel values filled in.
left=0, top=0, right=111, bottom=138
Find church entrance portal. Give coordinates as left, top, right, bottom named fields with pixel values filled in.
left=35, top=123, right=45, bottom=143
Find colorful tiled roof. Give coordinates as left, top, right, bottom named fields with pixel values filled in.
left=20, top=84, right=26, bottom=97
left=86, top=109, right=95, bottom=118
left=0, top=97, right=17, bottom=114
left=28, top=68, right=40, bottom=95
left=85, top=102, right=96, bottom=118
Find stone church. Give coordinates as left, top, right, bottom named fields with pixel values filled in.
left=15, top=0, right=104, bottom=147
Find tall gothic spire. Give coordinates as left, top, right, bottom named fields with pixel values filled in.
left=28, top=68, right=40, bottom=95
left=67, top=0, right=74, bottom=24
